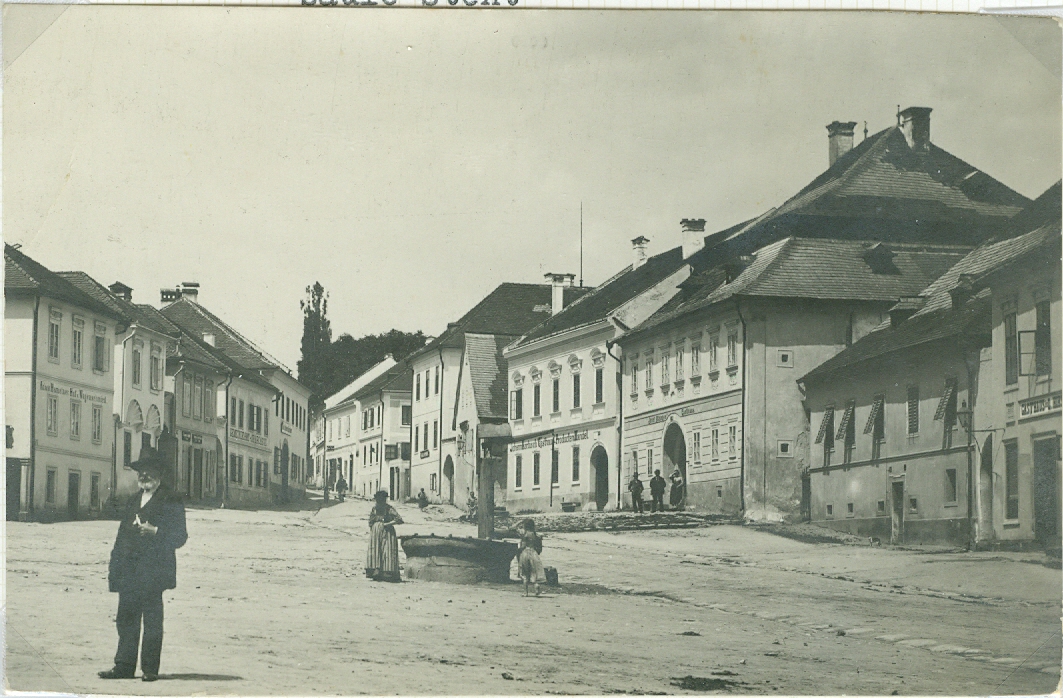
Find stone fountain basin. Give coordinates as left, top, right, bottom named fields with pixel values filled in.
left=399, top=534, right=518, bottom=584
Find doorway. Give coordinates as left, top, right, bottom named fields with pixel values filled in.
left=591, top=446, right=609, bottom=511
left=890, top=479, right=905, bottom=544
left=800, top=469, right=812, bottom=522
left=193, top=448, right=204, bottom=500
left=663, top=422, right=687, bottom=507
left=443, top=456, right=455, bottom=505
left=979, top=435, right=994, bottom=539
left=1033, top=438, right=1060, bottom=545
left=67, top=471, right=81, bottom=520
left=7, top=459, right=22, bottom=521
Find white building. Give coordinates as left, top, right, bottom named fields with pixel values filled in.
left=5, top=245, right=126, bottom=521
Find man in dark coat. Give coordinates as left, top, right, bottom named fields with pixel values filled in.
left=649, top=469, right=667, bottom=512
left=99, top=448, right=187, bottom=682
left=628, top=473, right=645, bottom=513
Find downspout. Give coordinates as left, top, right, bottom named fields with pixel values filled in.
left=222, top=371, right=234, bottom=507
left=734, top=299, right=748, bottom=515
left=27, top=296, right=40, bottom=519
left=964, top=348, right=977, bottom=550
left=606, top=340, right=623, bottom=510
left=116, top=329, right=135, bottom=502
left=437, top=347, right=445, bottom=503
left=378, top=390, right=385, bottom=498
left=172, top=363, right=186, bottom=495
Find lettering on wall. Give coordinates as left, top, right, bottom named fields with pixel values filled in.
left=39, top=380, right=108, bottom=404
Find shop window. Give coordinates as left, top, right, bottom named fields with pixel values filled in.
left=533, top=452, right=541, bottom=487
left=551, top=450, right=559, bottom=485
left=90, top=473, right=101, bottom=509
left=572, top=446, right=580, bottom=482
left=515, top=455, right=523, bottom=489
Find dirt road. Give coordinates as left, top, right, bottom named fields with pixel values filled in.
left=6, top=497, right=1060, bottom=695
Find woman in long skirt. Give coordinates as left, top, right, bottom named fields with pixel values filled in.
left=669, top=468, right=685, bottom=510
left=366, top=490, right=403, bottom=582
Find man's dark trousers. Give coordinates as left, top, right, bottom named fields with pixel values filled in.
left=114, top=589, right=164, bottom=675
left=632, top=495, right=644, bottom=513
left=650, top=494, right=664, bottom=512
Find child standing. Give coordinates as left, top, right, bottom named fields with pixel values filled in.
left=517, top=519, right=546, bottom=597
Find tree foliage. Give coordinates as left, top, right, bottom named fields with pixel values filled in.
left=298, top=282, right=427, bottom=413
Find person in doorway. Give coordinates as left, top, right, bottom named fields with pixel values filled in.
left=366, top=490, right=404, bottom=582
left=516, top=519, right=546, bottom=597
left=99, top=448, right=187, bottom=683
left=669, top=467, right=685, bottom=511
left=649, top=469, right=667, bottom=512
left=417, top=488, right=429, bottom=509
left=628, top=473, right=645, bottom=513
left=335, top=475, right=348, bottom=503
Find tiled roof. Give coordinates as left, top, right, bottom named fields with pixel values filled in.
left=408, top=283, right=590, bottom=362
left=161, top=297, right=288, bottom=373
left=5, top=245, right=126, bottom=321
left=733, top=126, right=1030, bottom=247
left=627, top=237, right=968, bottom=339
left=464, top=333, right=513, bottom=420
left=349, top=364, right=413, bottom=403
left=513, top=219, right=751, bottom=349
left=57, top=272, right=181, bottom=338
left=802, top=190, right=1061, bottom=383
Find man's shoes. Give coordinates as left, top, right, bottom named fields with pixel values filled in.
left=142, top=673, right=159, bottom=682
left=98, top=667, right=135, bottom=679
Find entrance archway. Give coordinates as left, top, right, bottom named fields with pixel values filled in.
left=979, top=434, right=994, bottom=540
left=591, top=446, right=609, bottom=511
left=443, top=456, right=455, bottom=505
left=663, top=422, right=687, bottom=507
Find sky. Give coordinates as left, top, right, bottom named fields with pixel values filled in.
left=5, top=7, right=1060, bottom=372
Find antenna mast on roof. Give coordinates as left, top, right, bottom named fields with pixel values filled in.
left=579, top=201, right=584, bottom=288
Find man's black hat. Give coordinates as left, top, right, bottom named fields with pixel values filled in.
left=131, top=447, right=165, bottom=476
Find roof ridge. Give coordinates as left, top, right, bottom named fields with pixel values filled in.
left=168, top=298, right=292, bottom=374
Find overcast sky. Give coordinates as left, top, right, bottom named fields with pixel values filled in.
left=5, top=7, right=1060, bottom=372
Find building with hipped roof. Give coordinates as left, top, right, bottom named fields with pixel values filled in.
left=406, top=281, right=589, bottom=509
left=5, top=244, right=128, bottom=521
left=160, top=286, right=312, bottom=506
left=501, top=224, right=756, bottom=514
left=799, top=182, right=1061, bottom=547
left=614, top=107, right=1029, bottom=521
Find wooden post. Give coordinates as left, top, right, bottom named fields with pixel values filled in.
left=478, top=442, right=496, bottom=540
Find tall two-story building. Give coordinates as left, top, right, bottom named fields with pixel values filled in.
left=800, top=183, right=1060, bottom=546
left=5, top=245, right=127, bottom=521
left=407, top=282, right=588, bottom=508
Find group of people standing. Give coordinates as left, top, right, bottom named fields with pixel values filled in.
left=627, top=468, right=684, bottom=513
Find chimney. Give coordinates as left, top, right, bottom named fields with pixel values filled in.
left=108, top=281, right=133, bottom=302
left=826, top=121, right=858, bottom=166
left=680, top=219, right=706, bottom=260
left=544, top=273, right=576, bottom=316
left=202, top=333, right=216, bottom=347
left=160, top=287, right=181, bottom=304
left=899, top=107, right=932, bottom=151
left=631, top=236, right=650, bottom=270
left=179, top=282, right=200, bottom=303
left=949, top=273, right=976, bottom=309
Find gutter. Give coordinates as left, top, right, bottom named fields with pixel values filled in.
left=27, top=296, right=40, bottom=519
left=606, top=339, right=623, bottom=510
left=437, top=346, right=445, bottom=503
left=734, top=298, right=748, bottom=515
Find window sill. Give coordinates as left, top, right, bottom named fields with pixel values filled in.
left=708, top=370, right=720, bottom=380
left=532, top=486, right=541, bottom=491
left=726, top=365, right=739, bottom=374
left=47, top=357, right=60, bottom=365
left=690, top=376, right=702, bottom=384
left=944, top=502, right=958, bottom=508
left=552, top=483, right=560, bottom=489
left=1003, top=521, right=1020, bottom=528
left=1003, top=385, right=1019, bottom=394
left=72, top=364, right=83, bottom=371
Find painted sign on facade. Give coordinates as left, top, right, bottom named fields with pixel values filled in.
left=1019, top=391, right=1062, bottom=420
left=508, top=429, right=589, bottom=453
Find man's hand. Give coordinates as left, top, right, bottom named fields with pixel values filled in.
left=133, top=515, right=158, bottom=536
